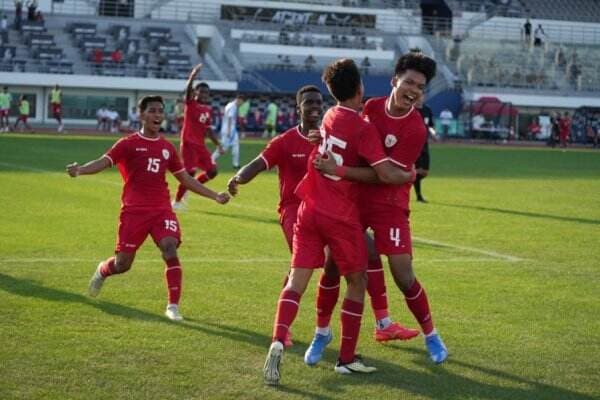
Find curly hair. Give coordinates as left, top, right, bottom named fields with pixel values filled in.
left=394, top=52, right=437, bottom=84
left=322, top=58, right=361, bottom=102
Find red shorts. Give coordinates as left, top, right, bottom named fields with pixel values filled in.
left=51, top=103, right=61, bottom=116
left=0, top=109, right=8, bottom=117
left=279, top=204, right=300, bottom=251
left=18, top=115, right=28, bottom=123
left=116, top=209, right=181, bottom=253
left=292, top=202, right=367, bottom=275
left=180, top=142, right=216, bottom=173
left=361, top=205, right=412, bottom=256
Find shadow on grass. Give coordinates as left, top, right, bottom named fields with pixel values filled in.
left=433, top=201, right=600, bottom=226
left=1, top=273, right=593, bottom=400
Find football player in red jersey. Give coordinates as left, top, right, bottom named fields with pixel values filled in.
left=263, top=60, right=415, bottom=385
left=66, top=95, right=230, bottom=322
left=229, top=85, right=419, bottom=351
left=172, top=63, right=224, bottom=211
left=314, top=52, right=448, bottom=364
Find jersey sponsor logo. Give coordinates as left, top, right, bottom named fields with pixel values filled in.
left=162, top=149, right=170, bottom=160
left=292, top=153, right=307, bottom=158
left=135, top=147, right=148, bottom=152
left=385, top=134, right=397, bottom=148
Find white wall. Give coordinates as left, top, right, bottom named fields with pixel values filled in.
left=470, top=90, right=600, bottom=108
left=239, top=42, right=394, bottom=60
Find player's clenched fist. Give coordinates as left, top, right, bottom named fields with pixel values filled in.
left=66, top=162, right=80, bottom=177
left=215, top=192, right=231, bottom=204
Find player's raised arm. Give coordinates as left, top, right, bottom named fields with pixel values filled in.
left=227, top=156, right=267, bottom=196
left=185, top=63, right=203, bottom=101
left=174, top=169, right=230, bottom=204
left=314, top=151, right=415, bottom=185
left=66, top=156, right=111, bottom=177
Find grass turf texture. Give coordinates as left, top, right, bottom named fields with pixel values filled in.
left=0, top=133, right=598, bottom=400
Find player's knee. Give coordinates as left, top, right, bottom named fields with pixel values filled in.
left=114, top=259, right=132, bottom=273
left=159, top=240, right=178, bottom=259
left=207, top=168, right=218, bottom=179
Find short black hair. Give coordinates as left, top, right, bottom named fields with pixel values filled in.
left=195, top=82, right=210, bottom=90
left=394, top=52, right=437, bottom=84
left=296, top=85, right=321, bottom=106
left=138, top=95, right=164, bottom=112
left=322, top=58, right=361, bottom=102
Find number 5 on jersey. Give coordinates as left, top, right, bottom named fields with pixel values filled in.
left=318, top=131, right=347, bottom=181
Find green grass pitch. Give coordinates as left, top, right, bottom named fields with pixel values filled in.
left=0, top=133, right=599, bottom=400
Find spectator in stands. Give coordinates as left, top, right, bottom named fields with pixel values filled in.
left=533, top=24, right=546, bottom=47
left=587, top=119, right=599, bottom=148
left=282, top=55, right=291, bottom=70
left=522, top=18, right=532, bottom=46
left=111, top=48, right=123, bottom=64
left=136, top=54, right=146, bottom=76
left=3, top=47, right=12, bottom=63
left=127, top=40, right=137, bottom=56
left=555, top=47, right=566, bottom=70
left=304, top=54, right=316, bottom=72
left=263, top=99, right=278, bottom=138
left=440, top=107, right=454, bottom=137
left=361, top=56, right=371, bottom=75
left=26, top=0, right=37, bottom=22
left=118, top=27, right=127, bottom=42
left=13, top=95, right=32, bottom=132
left=96, top=105, right=109, bottom=131
left=527, top=117, right=541, bottom=140
left=559, top=112, right=571, bottom=148
left=92, top=47, right=103, bottom=73
left=548, top=112, right=561, bottom=147
left=34, top=10, right=43, bottom=23
left=127, top=106, right=139, bottom=131
left=14, top=0, right=23, bottom=31
left=0, top=14, right=8, bottom=44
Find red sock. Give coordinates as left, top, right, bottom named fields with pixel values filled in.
left=196, top=172, right=209, bottom=184
left=367, top=257, right=389, bottom=321
left=165, top=257, right=182, bottom=305
left=175, top=183, right=187, bottom=202
left=403, top=279, right=434, bottom=335
left=272, top=289, right=301, bottom=343
left=99, top=256, right=117, bottom=277
left=339, top=298, right=364, bottom=364
left=316, top=273, right=340, bottom=328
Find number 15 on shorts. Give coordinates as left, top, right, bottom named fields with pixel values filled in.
left=164, top=219, right=178, bottom=232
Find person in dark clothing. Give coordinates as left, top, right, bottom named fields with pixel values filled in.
left=414, top=98, right=437, bottom=203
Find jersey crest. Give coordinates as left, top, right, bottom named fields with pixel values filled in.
left=162, top=149, right=170, bottom=160
left=385, top=134, right=397, bottom=148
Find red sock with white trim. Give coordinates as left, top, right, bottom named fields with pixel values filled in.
left=272, top=289, right=301, bottom=343
left=316, top=273, right=340, bottom=329
left=165, top=257, right=182, bottom=305
left=366, top=257, right=389, bottom=323
left=99, top=256, right=117, bottom=278
left=339, top=298, right=364, bottom=364
left=403, top=279, right=434, bottom=335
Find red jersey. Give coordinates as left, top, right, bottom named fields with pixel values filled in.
left=361, top=97, right=426, bottom=210
left=181, top=100, right=212, bottom=147
left=295, top=105, right=387, bottom=223
left=260, top=126, right=313, bottom=213
left=105, top=132, right=185, bottom=211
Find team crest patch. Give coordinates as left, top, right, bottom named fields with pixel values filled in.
left=162, top=149, right=170, bottom=160
left=385, top=134, right=397, bottom=148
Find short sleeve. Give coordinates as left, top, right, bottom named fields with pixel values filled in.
left=387, top=122, right=426, bottom=169
left=105, top=138, right=128, bottom=166
left=167, top=142, right=184, bottom=173
left=260, top=135, right=283, bottom=169
left=358, top=123, right=387, bottom=166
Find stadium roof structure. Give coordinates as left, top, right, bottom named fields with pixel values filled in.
left=470, top=96, right=518, bottom=117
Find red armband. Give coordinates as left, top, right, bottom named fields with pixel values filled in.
left=334, top=165, right=347, bottom=178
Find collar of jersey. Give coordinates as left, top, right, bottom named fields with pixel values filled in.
left=137, top=130, right=160, bottom=141
left=336, top=105, right=358, bottom=114
left=384, top=97, right=415, bottom=120
left=294, top=125, right=311, bottom=142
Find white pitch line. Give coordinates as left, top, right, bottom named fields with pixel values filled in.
left=413, top=236, right=524, bottom=262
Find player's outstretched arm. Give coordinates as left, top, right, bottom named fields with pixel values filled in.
left=185, top=63, right=203, bottom=101
left=227, top=157, right=267, bottom=196
left=66, top=157, right=111, bottom=177
left=175, top=170, right=230, bottom=204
